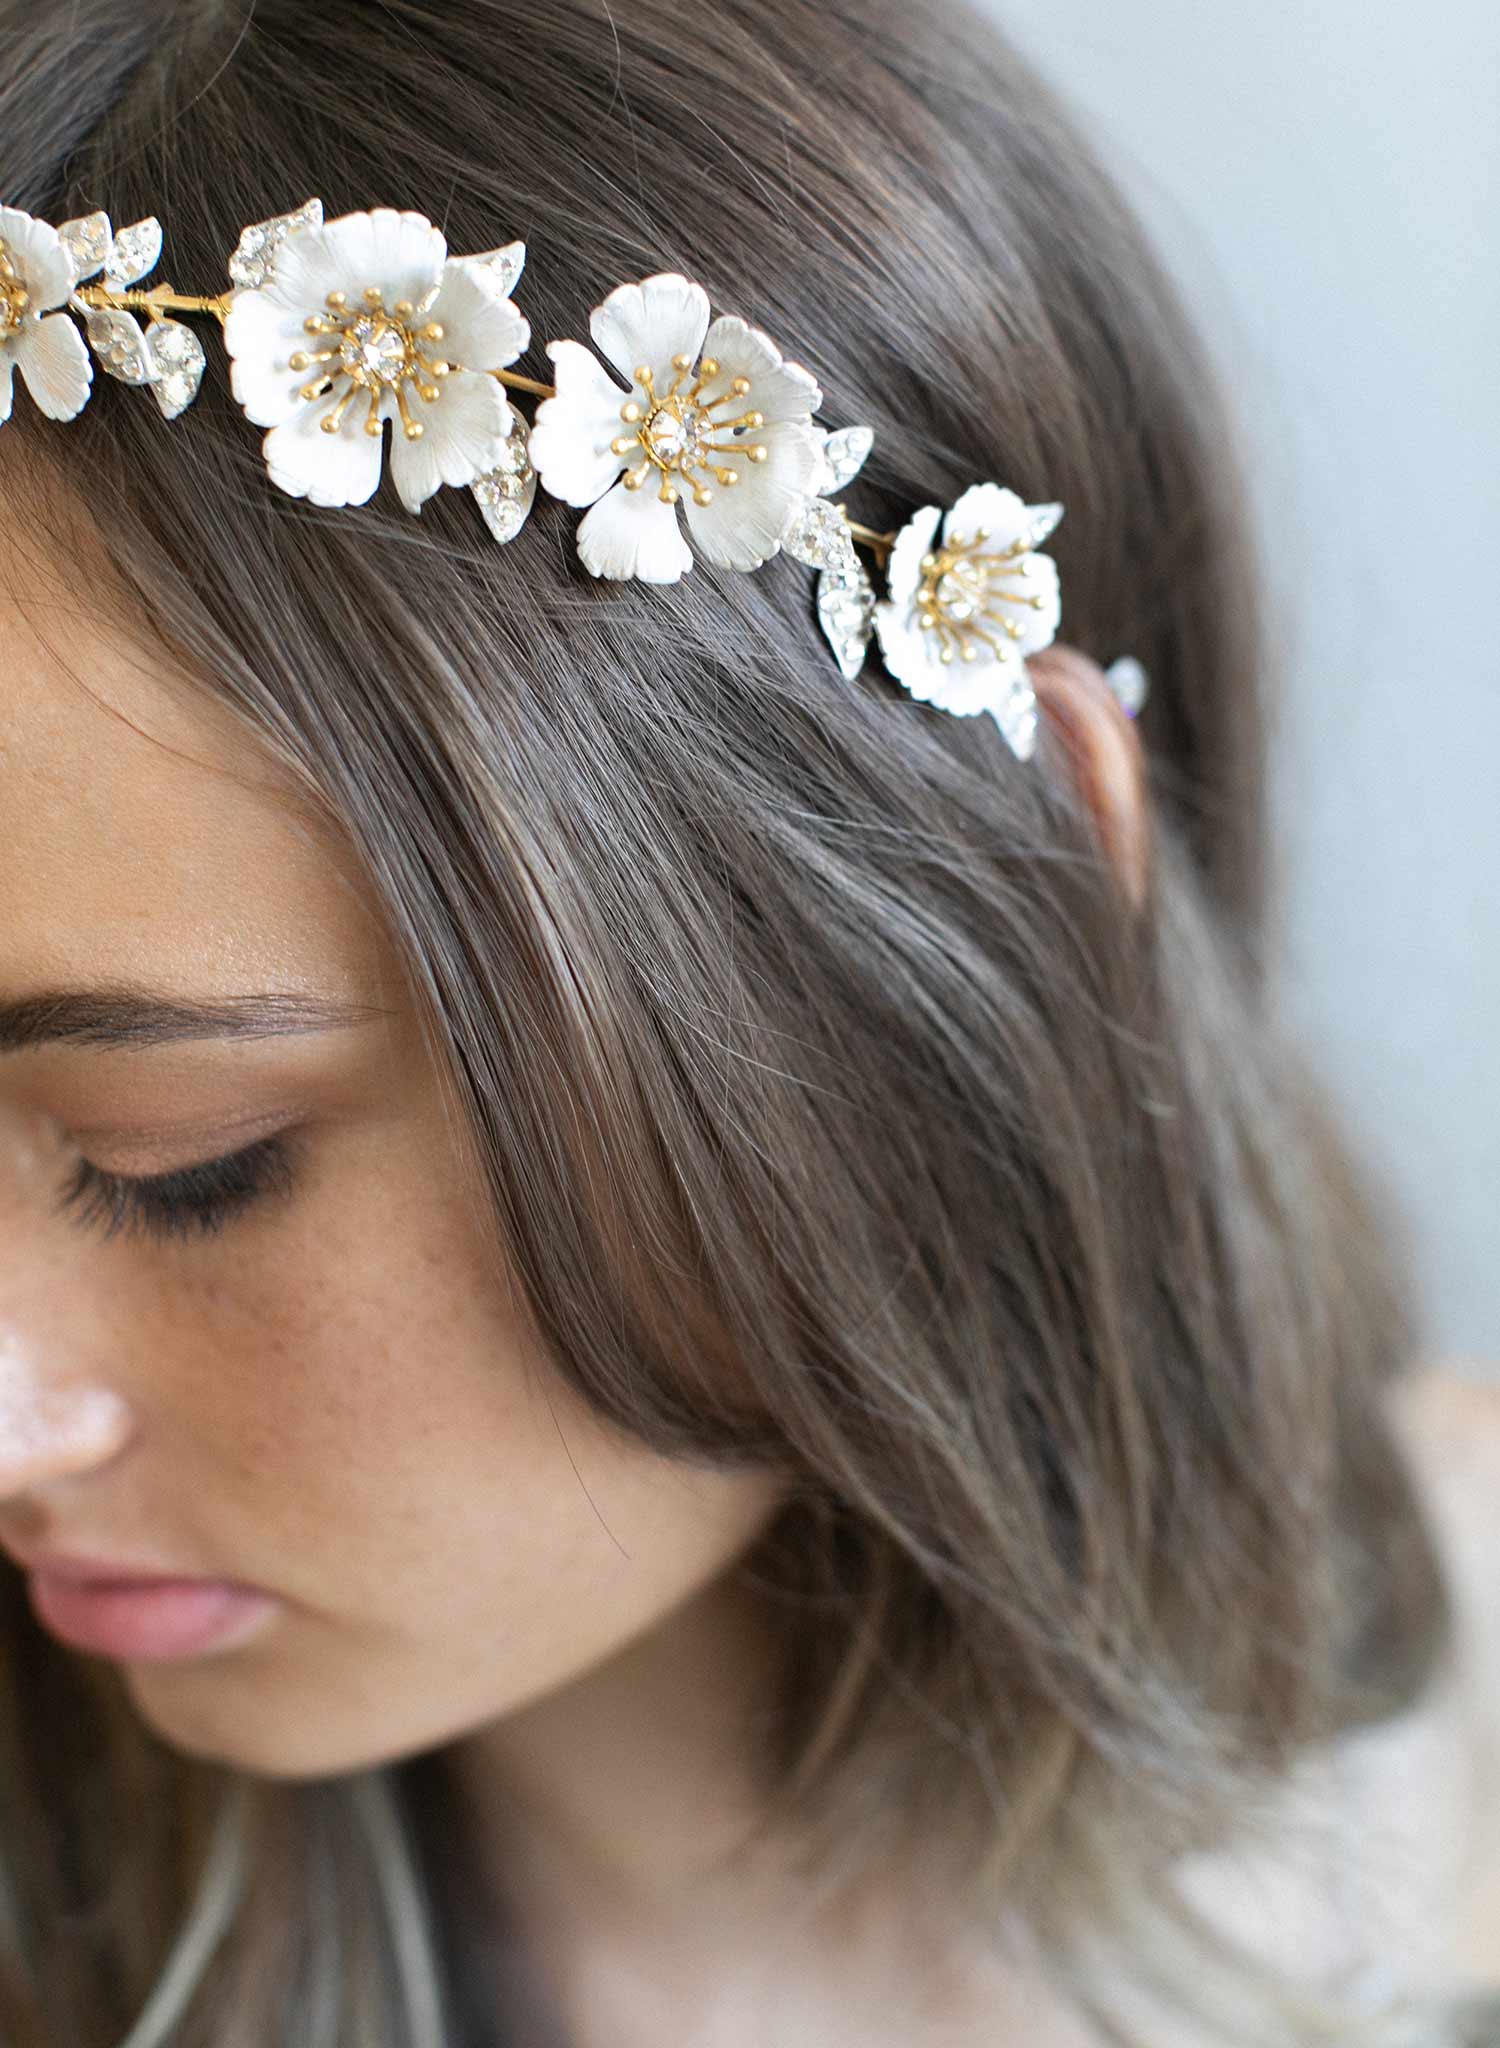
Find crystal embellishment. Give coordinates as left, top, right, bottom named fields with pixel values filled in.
left=146, top=319, right=207, bottom=419
left=1104, top=655, right=1149, bottom=717
left=816, top=559, right=876, bottom=680
left=104, top=217, right=164, bottom=289
left=470, top=414, right=537, bottom=544
left=58, top=211, right=112, bottom=287
left=83, top=306, right=156, bottom=384
left=469, top=241, right=526, bottom=299
left=226, top=197, right=324, bottom=291
left=782, top=495, right=858, bottom=573
left=813, top=424, right=874, bottom=496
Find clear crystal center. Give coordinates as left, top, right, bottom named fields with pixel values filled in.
left=642, top=399, right=709, bottom=470
left=339, top=313, right=413, bottom=386
left=933, top=557, right=987, bottom=622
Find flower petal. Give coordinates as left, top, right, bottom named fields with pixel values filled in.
left=15, top=312, right=92, bottom=420
left=262, top=395, right=385, bottom=507
left=577, top=474, right=693, bottom=582
left=681, top=417, right=820, bottom=571
left=267, top=207, right=446, bottom=316
left=883, top=504, right=942, bottom=608
left=386, top=367, right=510, bottom=513
left=430, top=257, right=530, bottom=371
left=873, top=600, right=1029, bottom=720
left=0, top=352, right=13, bottom=426
left=0, top=206, right=74, bottom=312
left=529, top=338, right=630, bottom=507
left=589, top=273, right=709, bottom=392
left=696, top=314, right=821, bottom=424
left=994, top=547, right=1061, bottom=657
left=222, top=286, right=318, bottom=427
left=942, top=483, right=1032, bottom=552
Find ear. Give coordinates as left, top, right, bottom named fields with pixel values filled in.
left=1027, top=644, right=1150, bottom=913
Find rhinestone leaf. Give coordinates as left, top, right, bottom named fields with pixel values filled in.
left=104, top=217, right=163, bottom=288
left=83, top=306, right=156, bottom=384
left=467, top=240, right=526, bottom=299
left=146, top=318, right=206, bottom=419
left=816, top=560, right=876, bottom=681
left=1103, top=655, right=1149, bottom=717
left=986, top=667, right=1039, bottom=762
left=815, top=424, right=874, bottom=496
left=471, top=414, right=537, bottom=544
left=782, top=496, right=858, bottom=572
left=227, top=196, right=324, bottom=290
left=1022, top=501, right=1064, bottom=550
left=58, top=211, right=112, bottom=286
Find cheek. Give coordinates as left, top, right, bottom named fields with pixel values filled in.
left=151, top=1161, right=784, bottom=1702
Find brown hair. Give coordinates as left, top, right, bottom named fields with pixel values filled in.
left=0, top=0, right=1467, bottom=2040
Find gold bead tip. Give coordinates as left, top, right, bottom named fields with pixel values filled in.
left=419, top=384, right=440, bottom=402
left=393, top=300, right=414, bottom=318
left=620, top=401, right=643, bottom=422
left=403, top=421, right=423, bottom=439
left=730, top=376, right=751, bottom=396
left=611, top=435, right=637, bottom=455
left=325, top=291, right=347, bottom=308
left=672, top=352, right=693, bottom=370
left=363, top=286, right=383, bottom=304
left=699, top=357, right=719, bottom=377
left=747, top=446, right=768, bottom=464
left=365, top=415, right=383, bottom=436
left=319, top=415, right=341, bottom=434
left=289, top=351, right=311, bottom=370
left=659, top=482, right=679, bottom=504
left=692, top=487, right=714, bottom=506
left=422, top=322, right=443, bottom=340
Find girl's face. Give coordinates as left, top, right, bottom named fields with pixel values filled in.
left=0, top=557, right=787, bottom=1780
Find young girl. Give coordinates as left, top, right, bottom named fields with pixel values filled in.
left=0, top=1, right=1494, bottom=2042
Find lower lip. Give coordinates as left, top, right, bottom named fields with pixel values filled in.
left=27, top=1571, right=280, bottom=1662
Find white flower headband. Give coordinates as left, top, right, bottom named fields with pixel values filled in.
left=0, top=197, right=1148, bottom=760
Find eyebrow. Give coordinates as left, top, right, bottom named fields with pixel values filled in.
left=0, top=987, right=393, bottom=1056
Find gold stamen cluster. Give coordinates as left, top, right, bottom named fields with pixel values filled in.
left=609, top=352, right=769, bottom=506
left=291, top=283, right=454, bottom=440
left=0, top=239, right=30, bottom=339
left=917, top=525, right=1050, bottom=665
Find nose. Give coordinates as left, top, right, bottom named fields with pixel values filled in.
left=0, top=1100, right=136, bottom=1500
left=0, top=1341, right=133, bottom=1495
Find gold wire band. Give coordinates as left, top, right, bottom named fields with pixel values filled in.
left=491, top=367, right=555, bottom=398
left=846, top=520, right=894, bottom=558
left=75, top=282, right=235, bottom=327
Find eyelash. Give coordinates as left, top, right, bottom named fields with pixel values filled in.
left=53, top=1133, right=299, bottom=1246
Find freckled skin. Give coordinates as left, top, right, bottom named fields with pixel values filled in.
left=0, top=563, right=787, bottom=1803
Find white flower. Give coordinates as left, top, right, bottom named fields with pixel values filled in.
left=529, top=272, right=823, bottom=584
left=222, top=207, right=530, bottom=512
left=0, top=206, right=93, bottom=426
left=872, top=484, right=1064, bottom=759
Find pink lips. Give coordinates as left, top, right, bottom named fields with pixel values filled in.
left=27, top=1570, right=279, bottom=1662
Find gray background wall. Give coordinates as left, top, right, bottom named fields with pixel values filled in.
left=993, top=0, right=1498, bottom=1366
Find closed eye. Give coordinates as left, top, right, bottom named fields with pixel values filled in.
left=53, top=1132, right=300, bottom=1245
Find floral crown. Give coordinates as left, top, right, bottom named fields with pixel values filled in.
left=0, top=198, right=1149, bottom=760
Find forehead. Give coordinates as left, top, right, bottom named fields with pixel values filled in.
left=0, top=531, right=383, bottom=1002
